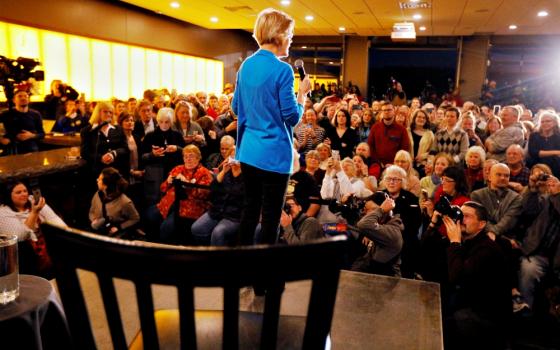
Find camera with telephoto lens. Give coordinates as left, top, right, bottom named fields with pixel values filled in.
left=434, top=195, right=464, bottom=222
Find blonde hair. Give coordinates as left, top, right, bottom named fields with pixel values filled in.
left=89, top=101, right=114, bottom=125
left=253, top=8, right=294, bottom=47
left=341, top=157, right=357, bottom=177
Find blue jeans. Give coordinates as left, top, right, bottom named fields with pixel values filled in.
left=191, top=212, right=240, bottom=246
left=519, top=255, right=549, bottom=308
left=145, top=205, right=191, bottom=243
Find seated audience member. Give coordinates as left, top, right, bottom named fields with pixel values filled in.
left=191, top=150, right=244, bottom=246
left=51, top=99, right=89, bottom=133
left=44, top=80, right=79, bottom=119
left=133, top=99, right=155, bottom=139
left=351, top=191, right=404, bottom=277
left=395, top=105, right=410, bottom=127
left=527, top=110, right=560, bottom=177
left=80, top=101, right=129, bottom=179
left=1, top=87, right=45, bottom=154
left=381, top=165, right=422, bottom=278
left=205, top=135, right=235, bottom=171
left=367, top=101, right=411, bottom=168
left=443, top=202, right=511, bottom=350
left=353, top=154, right=377, bottom=193
left=409, top=109, right=435, bottom=177
left=295, top=108, right=326, bottom=156
left=196, top=116, right=220, bottom=158
left=141, top=107, right=185, bottom=206
left=303, top=150, right=326, bottom=190
left=461, top=111, right=485, bottom=148
left=279, top=196, right=324, bottom=244
left=506, top=144, right=530, bottom=192
left=0, top=181, right=66, bottom=278
left=174, top=101, right=206, bottom=148
left=146, top=145, right=212, bottom=243
left=118, top=112, right=144, bottom=208
left=89, top=167, right=140, bottom=238
left=316, top=142, right=332, bottom=170
left=464, top=146, right=486, bottom=193
left=483, top=158, right=499, bottom=185
left=215, top=105, right=238, bottom=141
left=321, top=157, right=373, bottom=201
left=355, top=142, right=371, bottom=162
left=431, top=107, right=469, bottom=165
left=205, top=94, right=219, bottom=119
left=327, top=109, right=358, bottom=160
left=419, top=166, right=470, bottom=285
left=481, top=115, right=502, bottom=143
left=471, top=164, right=523, bottom=240
left=486, top=106, right=524, bottom=162
left=420, top=153, right=454, bottom=198
left=517, top=172, right=560, bottom=313
left=384, top=150, right=421, bottom=197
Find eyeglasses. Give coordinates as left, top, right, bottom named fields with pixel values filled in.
left=183, top=154, right=199, bottom=160
left=442, top=177, right=455, bottom=183
left=381, top=109, right=394, bottom=112
left=385, top=177, right=402, bottom=183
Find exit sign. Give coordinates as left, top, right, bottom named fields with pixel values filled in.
left=399, top=2, right=431, bottom=9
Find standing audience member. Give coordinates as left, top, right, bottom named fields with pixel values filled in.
left=80, top=101, right=129, bottom=179
left=133, top=100, right=155, bottom=139
left=431, top=107, right=469, bottom=165
left=326, top=109, right=358, bottom=160
left=295, top=108, right=325, bottom=156
left=118, top=112, right=144, bottom=209
left=381, top=165, right=422, bottom=278
left=486, top=106, right=524, bottom=162
left=89, top=167, right=140, bottom=237
left=141, top=107, right=185, bottom=206
left=409, top=109, right=435, bottom=177
left=527, top=110, right=560, bottom=177
left=173, top=101, right=206, bottom=148
left=367, top=101, right=411, bottom=168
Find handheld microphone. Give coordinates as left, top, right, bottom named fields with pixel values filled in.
left=294, top=59, right=305, bottom=81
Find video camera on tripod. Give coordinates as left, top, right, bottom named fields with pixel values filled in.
left=0, top=56, right=44, bottom=107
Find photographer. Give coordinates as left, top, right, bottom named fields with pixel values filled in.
left=44, top=80, right=79, bottom=119
left=279, top=196, right=323, bottom=244
left=351, top=191, right=404, bottom=277
left=443, top=202, right=510, bottom=350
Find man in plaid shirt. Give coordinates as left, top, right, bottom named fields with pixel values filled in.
left=506, top=144, right=530, bottom=193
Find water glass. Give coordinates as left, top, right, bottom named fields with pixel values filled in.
left=0, top=234, right=19, bottom=305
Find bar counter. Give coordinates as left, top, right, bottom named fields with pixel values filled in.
left=0, top=147, right=84, bottom=181
left=41, top=133, right=82, bottom=147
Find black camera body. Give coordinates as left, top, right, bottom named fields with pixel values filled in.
left=435, top=196, right=464, bottom=222
left=537, top=173, right=550, bottom=182
left=0, top=55, right=45, bottom=108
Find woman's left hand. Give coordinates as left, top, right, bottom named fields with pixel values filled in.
left=165, top=145, right=178, bottom=153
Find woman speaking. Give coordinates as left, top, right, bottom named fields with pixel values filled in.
left=233, top=8, right=311, bottom=245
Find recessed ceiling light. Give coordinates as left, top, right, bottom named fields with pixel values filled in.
left=339, top=26, right=346, bottom=32
left=413, top=14, right=422, bottom=20
left=410, top=0, right=420, bottom=2
left=537, top=10, right=549, bottom=17
left=170, top=2, right=180, bottom=9
left=305, top=15, right=314, bottom=21
left=419, top=26, right=426, bottom=31
left=509, top=24, right=517, bottom=30
left=329, top=61, right=334, bottom=64
left=210, top=17, right=219, bottom=23
left=280, top=0, right=290, bottom=6
left=301, top=46, right=307, bottom=49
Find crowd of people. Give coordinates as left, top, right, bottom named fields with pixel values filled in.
left=2, top=76, right=560, bottom=347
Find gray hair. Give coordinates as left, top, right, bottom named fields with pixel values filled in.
left=382, top=165, right=408, bottom=188
left=466, top=146, right=486, bottom=164
left=156, top=107, right=174, bottom=123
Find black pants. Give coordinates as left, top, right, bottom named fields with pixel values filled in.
left=238, top=163, right=290, bottom=245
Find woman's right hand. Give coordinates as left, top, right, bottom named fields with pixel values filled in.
left=422, top=200, right=434, bottom=215
left=31, top=197, right=46, bottom=214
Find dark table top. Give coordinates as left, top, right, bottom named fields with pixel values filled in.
left=0, top=147, right=85, bottom=181
left=41, top=134, right=81, bottom=147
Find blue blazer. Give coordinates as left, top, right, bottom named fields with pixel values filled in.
left=232, top=49, right=303, bottom=174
